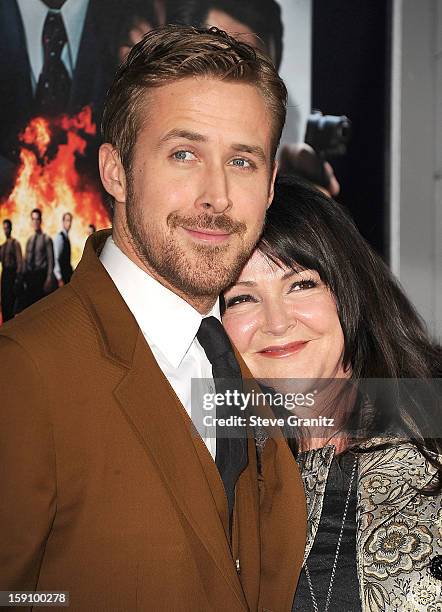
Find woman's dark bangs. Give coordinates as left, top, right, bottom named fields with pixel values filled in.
left=258, top=228, right=331, bottom=285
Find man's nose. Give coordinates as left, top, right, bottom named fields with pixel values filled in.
left=194, top=164, right=232, bottom=214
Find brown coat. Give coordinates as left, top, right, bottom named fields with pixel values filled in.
left=0, top=230, right=306, bottom=611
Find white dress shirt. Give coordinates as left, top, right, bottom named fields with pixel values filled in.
left=100, top=236, right=218, bottom=459
left=16, top=0, right=90, bottom=93
left=53, top=228, right=69, bottom=281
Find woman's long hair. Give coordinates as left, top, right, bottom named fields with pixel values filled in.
left=255, top=176, right=441, bottom=490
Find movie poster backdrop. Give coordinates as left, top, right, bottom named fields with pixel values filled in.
left=0, top=0, right=310, bottom=323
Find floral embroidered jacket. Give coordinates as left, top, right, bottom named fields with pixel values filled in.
left=297, top=443, right=442, bottom=612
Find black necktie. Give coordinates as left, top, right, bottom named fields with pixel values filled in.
left=197, top=317, right=248, bottom=526
left=35, top=11, right=71, bottom=115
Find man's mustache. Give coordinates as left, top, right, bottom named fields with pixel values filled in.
left=167, top=212, right=247, bottom=235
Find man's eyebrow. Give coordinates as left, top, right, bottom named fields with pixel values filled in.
left=159, top=129, right=208, bottom=144
left=231, top=143, right=267, bottom=164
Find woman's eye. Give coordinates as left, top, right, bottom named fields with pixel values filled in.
left=173, top=150, right=196, bottom=161
left=230, top=158, right=253, bottom=169
left=225, top=294, right=257, bottom=308
left=289, top=279, right=318, bottom=292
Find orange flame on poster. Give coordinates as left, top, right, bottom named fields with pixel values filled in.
left=0, top=106, right=110, bottom=267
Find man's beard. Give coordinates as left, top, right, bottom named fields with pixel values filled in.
left=125, top=192, right=262, bottom=299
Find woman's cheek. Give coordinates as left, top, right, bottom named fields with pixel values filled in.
left=289, top=294, right=338, bottom=333
left=224, top=311, right=261, bottom=353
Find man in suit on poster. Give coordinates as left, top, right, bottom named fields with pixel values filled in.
left=23, top=208, right=55, bottom=307
left=53, top=212, right=73, bottom=286
left=0, top=26, right=306, bottom=611
left=0, top=219, right=23, bottom=322
left=0, top=0, right=118, bottom=194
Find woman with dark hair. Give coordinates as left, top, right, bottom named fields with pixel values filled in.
left=223, top=176, right=442, bottom=612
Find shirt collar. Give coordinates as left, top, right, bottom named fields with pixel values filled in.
left=99, top=236, right=221, bottom=368
left=16, top=0, right=89, bottom=82
left=16, top=0, right=47, bottom=83
left=61, top=0, right=89, bottom=67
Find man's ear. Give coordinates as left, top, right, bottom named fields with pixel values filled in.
left=99, top=144, right=127, bottom=204
left=266, top=160, right=278, bottom=209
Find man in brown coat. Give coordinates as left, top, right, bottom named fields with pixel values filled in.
left=0, top=26, right=306, bottom=611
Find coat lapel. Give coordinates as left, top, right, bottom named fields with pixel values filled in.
left=114, top=333, right=247, bottom=608
left=234, top=351, right=308, bottom=609
left=70, top=231, right=247, bottom=609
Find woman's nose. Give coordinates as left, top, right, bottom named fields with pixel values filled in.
left=261, top=301, right=296, bottom=336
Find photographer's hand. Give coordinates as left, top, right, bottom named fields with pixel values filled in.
left=279, top=143, right=340, bottom=198
left=322, top=160, right=340, bottom=197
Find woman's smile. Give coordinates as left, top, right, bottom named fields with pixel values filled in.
left=256, top=340, right=310, bottom=358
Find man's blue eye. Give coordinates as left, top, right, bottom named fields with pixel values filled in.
left=173, top=151, right=195, bottom=161
left=231, top=158, right=250, bottom=167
